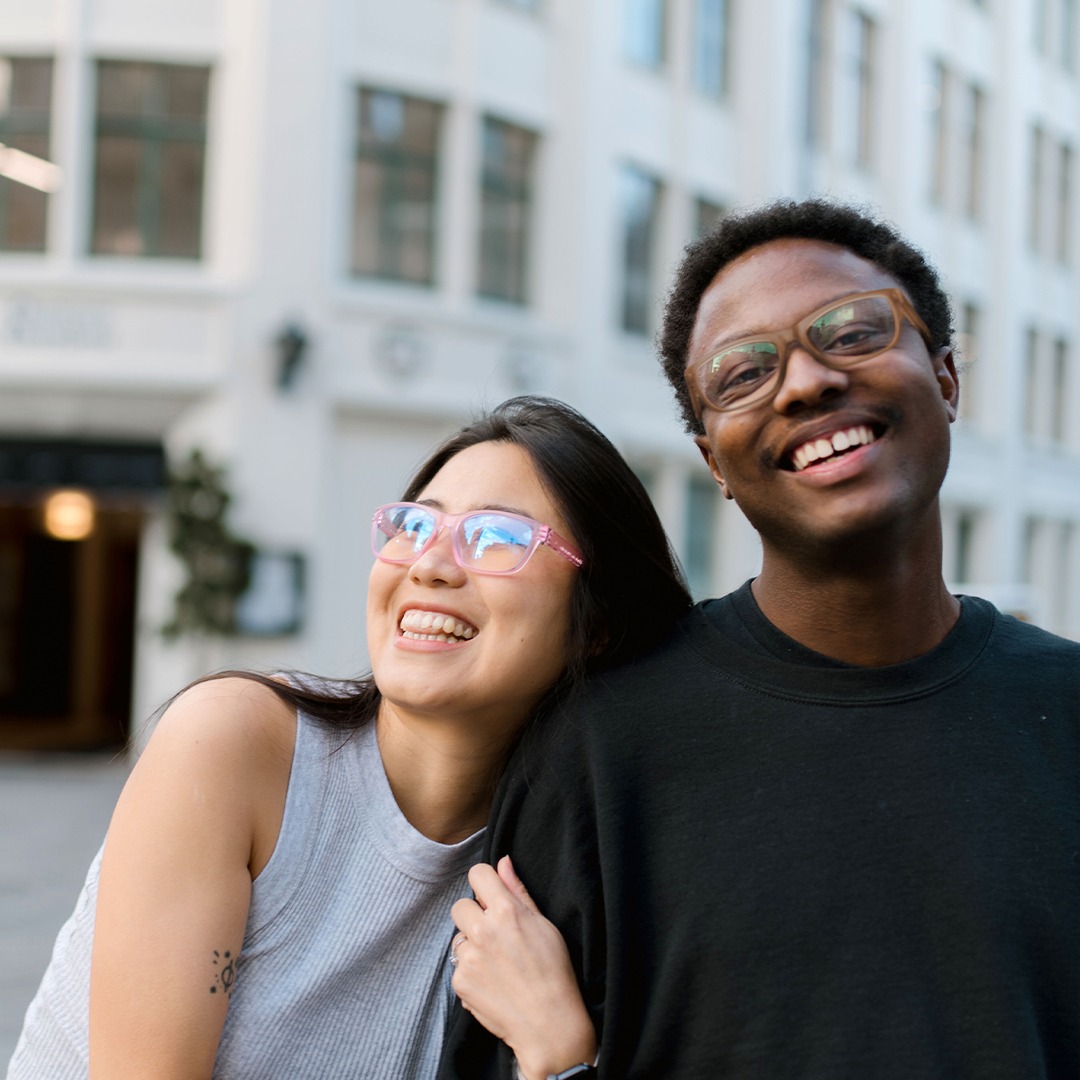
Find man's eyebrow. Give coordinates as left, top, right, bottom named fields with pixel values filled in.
left=702, top=289, right=880, bottom=351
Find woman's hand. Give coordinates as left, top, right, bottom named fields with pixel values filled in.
left=450, top=856, right=597, bottom=1080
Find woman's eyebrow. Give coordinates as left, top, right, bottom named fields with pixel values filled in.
left=416, top=498, right=532, bottom=517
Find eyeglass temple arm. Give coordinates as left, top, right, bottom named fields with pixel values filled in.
left=538, top=526, right=584, bottom=567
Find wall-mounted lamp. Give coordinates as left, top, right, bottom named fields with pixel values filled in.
left=275, top=322, right=309, bottom=391
left=43, top=489, right=95, bottom=541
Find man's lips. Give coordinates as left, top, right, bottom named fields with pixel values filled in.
left=788, top=423, right=878, bottom=472
left=774, top=408, right=896, bottom=472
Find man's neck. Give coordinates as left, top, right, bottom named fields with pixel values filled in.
left=751, top=554, right=961, bottom=668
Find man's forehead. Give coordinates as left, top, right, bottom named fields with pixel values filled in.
left=687, top=239, right=901, bottom=357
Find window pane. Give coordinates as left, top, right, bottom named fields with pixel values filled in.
left=92, top=61, right=210, bottom=258
left=963, top=84, right=984, bottom=219
left=164, top=65, right=210, bottom=120
left=478, top=117, right=537, bottom=304
left=1023, top=326, right=1039, bottom=436
left=620, top=165, right=661, bottom=335
left=684, top=475, right=719, bottom=599
left=0, top=57, right=54, bottom=252
left=91, top=135, right=142, bottom=255
left=1029, top=125, right=1044, bottom=252
left=693, top=0, right=729, bottom=98
left=1051, top=338, right=1068, bottom=443
left=158, top=141, right=205, bottom=257
left=1058, top=142, right=1072, bottom=264
left=927, top=61, right=947, bottom=203
left=853, top=12, right=875, bottom=168
left=352, top=88, right=442, bottom=285
left=805, top=0, right=829, bottom=146
left=97, top=62, right=155, bottom=119
left=695, top=197, right=726, bottom=238
left=624, top=0, right=667, bottom=68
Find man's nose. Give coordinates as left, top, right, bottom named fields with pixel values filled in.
left=770, top=345, right=850, bottom=413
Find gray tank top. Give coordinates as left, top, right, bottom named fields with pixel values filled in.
left=7, top=710, right=484, bottom=1079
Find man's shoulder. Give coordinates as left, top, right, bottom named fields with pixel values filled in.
left=974, top=596, right=1080, bottom=662
left=586, top=599, right=720, bottom=692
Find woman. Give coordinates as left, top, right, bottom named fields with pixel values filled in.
left=7, top=396, right=690, bottom=1080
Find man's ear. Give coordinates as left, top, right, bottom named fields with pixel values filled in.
left=693, top=435, right=734, bottom=500
left=934, top=347, right=960, bottom=422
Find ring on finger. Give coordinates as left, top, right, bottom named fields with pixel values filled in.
left=450, top=932, right=467, bottom=967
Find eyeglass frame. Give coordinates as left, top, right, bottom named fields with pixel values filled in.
left=687, top=287, right=936, bottom=417
left=371, top=502, right=584, bottom=576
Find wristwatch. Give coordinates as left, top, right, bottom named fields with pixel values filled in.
left=546, top=1065, right=597, bottom=1079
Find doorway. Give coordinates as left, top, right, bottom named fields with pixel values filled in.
left=0, top=500, right=142, bottom=751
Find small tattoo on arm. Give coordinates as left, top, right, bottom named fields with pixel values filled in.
left=210, top=949, right=236, bottom=997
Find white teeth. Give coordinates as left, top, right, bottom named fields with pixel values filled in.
left=791, top=425, right=876, bottom=472
left=398, top=608, right=477, bottom=641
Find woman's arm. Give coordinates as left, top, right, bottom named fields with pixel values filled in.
left=89, top=678, right=294, bottom=1080
left=450, top=857, right=598, bottom=1080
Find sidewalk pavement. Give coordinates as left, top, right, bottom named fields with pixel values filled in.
left=0, top=751, right=130, bottom=1066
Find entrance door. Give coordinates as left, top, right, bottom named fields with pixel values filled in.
left=0, top=502, right=141, bottom=750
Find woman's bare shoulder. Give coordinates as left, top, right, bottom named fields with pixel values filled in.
left=148, top=675, right=297, bottom=764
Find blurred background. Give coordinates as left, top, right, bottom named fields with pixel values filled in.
left=1, top=0, right=1080, bottom=1049
left=2, top=0, right=1079, bottom=758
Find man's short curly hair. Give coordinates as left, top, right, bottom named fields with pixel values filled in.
left=658, top=197, right=955, bottom=434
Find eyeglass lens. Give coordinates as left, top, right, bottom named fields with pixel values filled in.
left=374, top=505, right=536, bottom=572
left=702, top=293, right=900, bottom=410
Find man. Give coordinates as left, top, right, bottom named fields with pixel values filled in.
left=440, top=199, right=1080, bottom=1079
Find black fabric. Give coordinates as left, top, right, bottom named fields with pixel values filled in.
left=439, top=586, right=1080, bottom=1079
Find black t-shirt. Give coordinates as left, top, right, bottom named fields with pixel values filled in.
left=440, top=585, right=1080, bottom=1079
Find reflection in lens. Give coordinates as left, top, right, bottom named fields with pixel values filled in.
left=463, top=514, right=531, bottom=570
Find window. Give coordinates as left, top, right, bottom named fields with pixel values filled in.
left=693, top=0, right=730, bottom=98
left=805, top=0, right=830, bottom=147
left=624, top=0, right=667, bottom=69
left=962, top=83, right=984, bottom=219
left=953, top=510, right=978, bottom=583
left=694, top=196, right=726, bottom=238
left=477, top=117, right=537, bottom=304
left=1064, top=0, right=1077, bottom=70
left=1023, top=325, right=1040, bottom=436
left=0, top=57, right=54, bottom=252
left=958, top=301, right=980, bottom=423
left=1051, top=337, right=1069, bottom=444
left=91, top=61, right=210, bottom=258
left=1035, top=0, right=1050, bottom=53
left=684, top=475, right=719, bottom=599
left=1029, top=125, right=1045, bottom=252
left=927, top=60, right=948, bottom=204
left=352, top=88, right=443, bottom=285
left=1057, top=141, right=1072, bottom=263
left=619, top=165, right=662, bottom=335
left=852, top=11, right=875, bottom=168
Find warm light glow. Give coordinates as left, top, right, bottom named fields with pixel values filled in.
left=43, top=490, right=95, bottom=541
left=0, top=142, right=63, bottom=193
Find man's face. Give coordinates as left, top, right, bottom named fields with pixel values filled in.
left=684, top=238, right=958, bottom=558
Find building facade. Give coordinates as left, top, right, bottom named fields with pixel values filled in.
left=0, top=0, right=1077, bottom=750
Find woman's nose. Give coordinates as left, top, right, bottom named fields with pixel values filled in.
left=408, top=526, right=468, bottom=587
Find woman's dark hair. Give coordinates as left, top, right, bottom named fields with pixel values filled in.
left=660, top=197, right=956, bottom=435
left=195, top=395, right=691, bottom=734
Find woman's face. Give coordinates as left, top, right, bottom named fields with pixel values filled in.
left=366, top=440, right=580, bottom=740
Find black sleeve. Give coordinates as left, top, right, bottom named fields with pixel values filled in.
left=437, top=706, right=606, bottom=1080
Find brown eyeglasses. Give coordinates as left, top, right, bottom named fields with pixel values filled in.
left=689, top=288, right=935, bottom=414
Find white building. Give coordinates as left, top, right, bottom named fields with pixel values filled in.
left=0, top=0, right=1077, bottom=751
